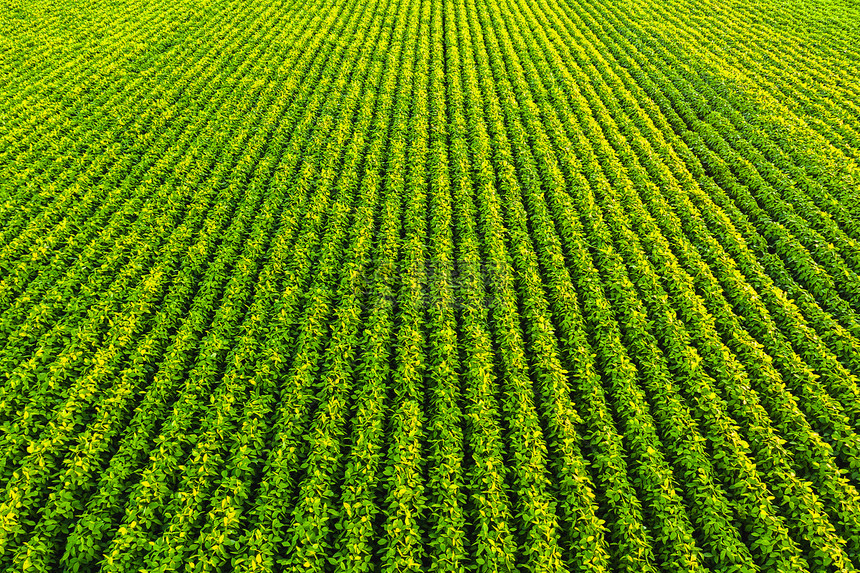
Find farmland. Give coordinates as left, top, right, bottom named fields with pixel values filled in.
left=2, top=0, right=860, bottom=569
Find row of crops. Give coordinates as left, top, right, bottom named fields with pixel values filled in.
left=1, top=0, right=860, bottom=569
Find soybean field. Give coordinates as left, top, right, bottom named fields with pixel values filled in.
left=2, top=0, right=860, bottom=570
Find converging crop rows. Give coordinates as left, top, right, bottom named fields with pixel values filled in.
left=1, top=0, right=859, bottom=570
